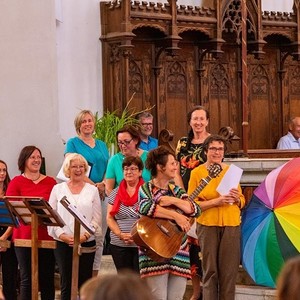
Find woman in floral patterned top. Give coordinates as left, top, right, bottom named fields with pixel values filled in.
left=175, top=106, right=210, bottom=300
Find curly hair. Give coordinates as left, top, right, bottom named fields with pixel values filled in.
left=145, top=146, right=175, bottom=177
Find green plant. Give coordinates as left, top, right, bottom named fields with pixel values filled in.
left=93, top=95, right=154, bottom=155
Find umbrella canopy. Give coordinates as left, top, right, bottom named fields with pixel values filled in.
left=241, top=157, right=300, bottom=288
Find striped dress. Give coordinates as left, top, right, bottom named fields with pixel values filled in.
left=138, top=181, right=200, bottom=279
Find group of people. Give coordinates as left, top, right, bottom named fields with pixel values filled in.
left=0, top=107, right=297, bottom=300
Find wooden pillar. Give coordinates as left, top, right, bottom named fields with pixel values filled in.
left=71, top=219, right=81, bottom=300
left=241, top=0, right=248, bottom=154
left=31, top=213, right=39, bottom=300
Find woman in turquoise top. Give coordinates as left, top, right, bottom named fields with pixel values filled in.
left=65, top=109, right=109, bottom=276
left=105, top=125, right=151, bottom=196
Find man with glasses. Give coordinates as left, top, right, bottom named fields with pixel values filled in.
left=136, top=112, right=158, bottom=151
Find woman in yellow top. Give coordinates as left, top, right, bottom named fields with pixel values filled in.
left=188, top=135, right=245, bottom=300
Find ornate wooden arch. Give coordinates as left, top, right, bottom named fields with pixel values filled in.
left=100, top=0, right=300, bottom=150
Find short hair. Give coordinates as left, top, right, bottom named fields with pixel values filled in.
left=18, top=145, right=42, bottom=173
left=0, top=160, right=11, bottom=193
left=122, top=156, right=144, bottom=171
left=136, top=112, right=153, bottom=121
left=277, top=256, right=300, bottom=300
left=80, top=276, right=101, bottom=300
left=116, top=125, right=141, bottom=148
left=202, top=134, right=227, bottom=153
left=146, top=145, right=175, bottom=177
left=92, top=270, right=153, bottom=300
left=63, top=153, right=89, bottom=178
left=74, top=110, right=95, bottom=135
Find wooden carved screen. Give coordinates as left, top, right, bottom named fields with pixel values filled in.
left=100, top=0, right=300, bottom=151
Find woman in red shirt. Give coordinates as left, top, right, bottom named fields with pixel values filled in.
left=6, top=145, right=56, bottom=300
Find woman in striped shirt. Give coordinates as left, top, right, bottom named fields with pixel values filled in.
left=107, top=156, right=144, bottom=272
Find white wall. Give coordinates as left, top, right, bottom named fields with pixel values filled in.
left=0, top=0, right=64, bottom=177
left=56, top=0, right=103, bottom=143
left=0, top=0, right=103, bottom=178
left=262, top=0, right=294, bottom=12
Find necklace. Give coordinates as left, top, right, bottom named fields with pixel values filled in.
left=23, top=173, right=41, bottom=181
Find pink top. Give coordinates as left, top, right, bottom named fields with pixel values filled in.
left=6, top=175, right=56, bottom=241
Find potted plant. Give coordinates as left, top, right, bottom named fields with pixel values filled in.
left=93, top=96, right=154, bottom=155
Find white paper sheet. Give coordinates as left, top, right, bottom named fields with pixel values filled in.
left=216, top=164, right=243, bottom=195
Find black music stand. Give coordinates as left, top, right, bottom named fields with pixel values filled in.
left=5, top=196, right=64, bottom=300
left=60, top=196, right=95, bottom=300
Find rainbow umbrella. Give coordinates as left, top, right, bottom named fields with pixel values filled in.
left=241, top=157, right=300, bottom=288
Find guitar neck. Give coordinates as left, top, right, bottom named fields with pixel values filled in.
left=188, top=175, right=212, bottom=202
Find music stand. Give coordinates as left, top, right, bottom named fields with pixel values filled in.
left=0, top=198, right=19, bottom=248
left=60, top=196, right=96, bottom=299
left=5, top=196, right=64, bottom=300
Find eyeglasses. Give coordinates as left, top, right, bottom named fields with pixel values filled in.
left=141, top=123, right=153, bottom=127
left=71, top=165, right=85, bottom=170
left=208, top=147, right=224, bottom=152
left=123, top=167, right=139, bottom=173
left=117, top=139, right=133, bottom=146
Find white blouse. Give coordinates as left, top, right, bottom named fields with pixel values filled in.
left=47, top=182, right=102, bottom=242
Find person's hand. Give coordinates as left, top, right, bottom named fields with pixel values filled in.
left=228, top=188, right=241, bottom=206
left=59, top=234, right=74, bottom=246
left=216, top=188, right=240, bottom=206
left=215, top=195, right=234, bottom=206
left=159, top=196, right=175, bottom=207
left=119, top=232, right=135, bottom=245
left=0, top=236, right=8, bottom=252
left=95, top=181, right=106, bottom=200
left=0, top=246, right=7, bottom=253
left=174, top=213, right=191, bottom=232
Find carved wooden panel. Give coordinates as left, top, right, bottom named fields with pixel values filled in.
left=100, top=0, right=300, bottom=151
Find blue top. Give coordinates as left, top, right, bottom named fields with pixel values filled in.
left=139, top=136, right=158, bottom=151
left=105, top=151, right=151, bottom=188
left=276, top=132, right=300, bottom=149
left=65, top=136, right=109, bottom=183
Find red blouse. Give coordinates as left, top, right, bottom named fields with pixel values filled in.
left=6, top=175, right=56, bottom=241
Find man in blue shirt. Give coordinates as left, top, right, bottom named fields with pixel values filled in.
left=277, top=117, right=300, bottom=149
left=136, top=112, right=158, bottom=151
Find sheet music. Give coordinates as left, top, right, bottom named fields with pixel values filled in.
left=60, top=197, right=95, bottom=234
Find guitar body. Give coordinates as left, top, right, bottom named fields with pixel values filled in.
left=132, top=163, right=222, bottom=262
left=131, top=215, right=184, bottom=262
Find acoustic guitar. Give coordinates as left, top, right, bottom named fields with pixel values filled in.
left=131, top=163, right=222, bottom=262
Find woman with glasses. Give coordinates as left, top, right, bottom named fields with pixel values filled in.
left=106, top=156, right=144, bottom=272
left=6, top=146, right=56, bottom=300
left=48, top=153, right=101, bottom=300
left=105, top=125, right=151, bottom=196
left=188, top=135, right=245, bottom=300
left=138, top=146, right=201, bottom=300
